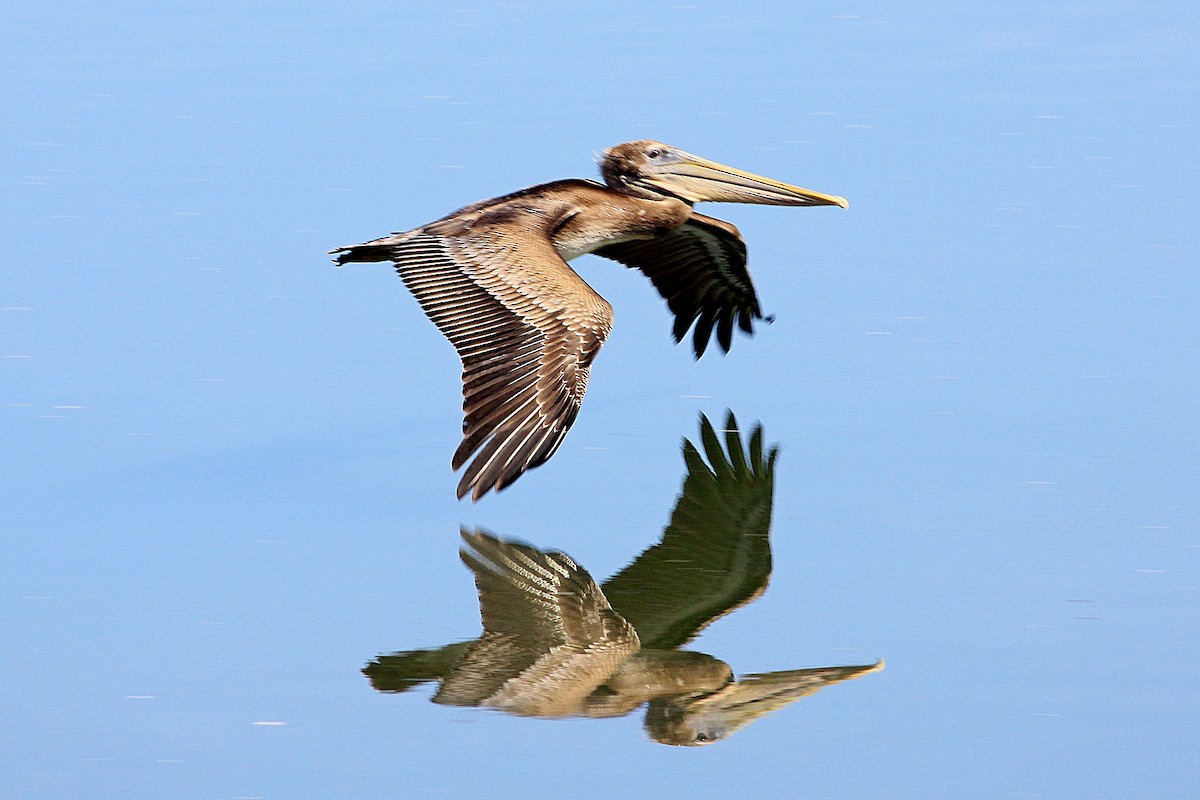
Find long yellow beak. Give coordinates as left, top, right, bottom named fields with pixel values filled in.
left=644, top=152, right=849, bottom=208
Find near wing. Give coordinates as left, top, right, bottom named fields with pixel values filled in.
left=595, top=213, right=764, bottom=358
left=387, top=221, right=614, bottom=501
left=435, top=530, right=639, bottom=713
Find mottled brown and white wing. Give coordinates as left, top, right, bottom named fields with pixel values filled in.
left=434, top=530, right=639, bottom=715
left=595, top=213, right=764, bottom=358
left=380, top=217, right=613, bottom=501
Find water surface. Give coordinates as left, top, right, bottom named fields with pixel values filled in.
left=4, top=2, right=1197, bottom=798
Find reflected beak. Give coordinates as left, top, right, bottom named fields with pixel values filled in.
left=646, top=661, right=882, bottom=745
left=643, top=151, right=849, bottom=208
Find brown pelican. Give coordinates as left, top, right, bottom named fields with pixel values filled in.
left=363, top=413, right=883, bottom=744
left=331, top=141, right=847, bottom=500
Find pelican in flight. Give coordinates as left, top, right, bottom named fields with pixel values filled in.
left=364, top=413, right=883, bottom=744
left=331, top=141, right=847, bottom=500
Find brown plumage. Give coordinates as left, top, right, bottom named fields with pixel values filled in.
left=435, top=529, right=641, bottom=716
left=331, top=141, right=846, bottom=500
left=362, top=414, right=884, bottom=743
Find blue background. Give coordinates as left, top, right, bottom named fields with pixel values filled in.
left=4, top=1, right=1197, bottom=797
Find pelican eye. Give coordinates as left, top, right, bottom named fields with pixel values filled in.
left=646, top=147, right=664, bottom=160
left=695, top=732, right=710, bottom=742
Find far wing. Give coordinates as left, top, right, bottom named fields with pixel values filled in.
left=600, top=412, right=777, bottom=650
left=595, top=213, right=764, bottom=358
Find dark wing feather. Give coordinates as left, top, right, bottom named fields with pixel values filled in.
left=600, top=412, right=777, bottom=650
left=384, top=220, right=612, bottom=501
left=595, top=213, right=763, bottom=358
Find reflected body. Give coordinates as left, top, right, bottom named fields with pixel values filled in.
left=332, top=142, right=846, bottom=500
left=364, top=414, right=882, bottom=745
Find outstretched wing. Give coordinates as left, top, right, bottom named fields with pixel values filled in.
left=601, top=412, right=777, bottom=650
left=595, top=213, right=764, bottom=358
left=435, top=530, right=639, bottom=714
left=335, top=200, right=613, bottom=501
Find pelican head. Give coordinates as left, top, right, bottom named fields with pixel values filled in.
left=600, top=140, right=848, bottom=208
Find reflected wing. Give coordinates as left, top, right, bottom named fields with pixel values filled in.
left=646, top=661, right=884, bottom=746
left=595, top=213, right=763, bottom=358
left=601, top=411, right=777, bottom=650
left=434, top=530, right=639, bottom=714
left=333, top=195, right=613, bottom=501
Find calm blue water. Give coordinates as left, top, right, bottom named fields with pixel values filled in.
left=4, top=2, right=1197, bottom=798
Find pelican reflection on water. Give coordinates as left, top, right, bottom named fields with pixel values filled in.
left=332, top=141, right=847, bottom=500
left=363, top=413, right=882, bottom=745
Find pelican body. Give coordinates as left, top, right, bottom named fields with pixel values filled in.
left=332, top=141, right=846, bottom=500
